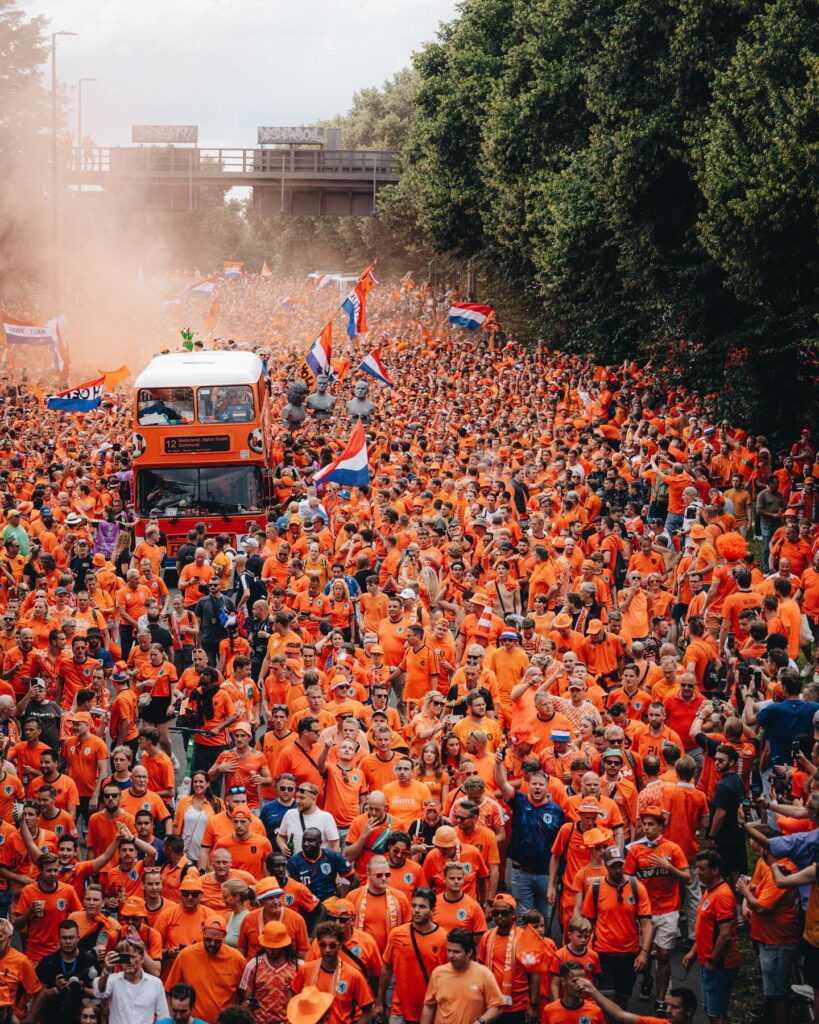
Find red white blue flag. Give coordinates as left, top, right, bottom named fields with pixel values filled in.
left=47, top=376, right=105, bottom=412
left=448, top=302, right=493, bottom=330
left=314, top=421, right=370, bottom=488
left=359, top=348, right=395, bottom=387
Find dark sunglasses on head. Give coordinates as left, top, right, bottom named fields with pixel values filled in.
left=228, top=786, right=246, bottom=795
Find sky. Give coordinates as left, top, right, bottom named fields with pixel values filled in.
left=24, top=0, right=460, bottom=147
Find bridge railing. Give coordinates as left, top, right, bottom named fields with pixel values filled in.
left=69, top=147, right=400, bottom=177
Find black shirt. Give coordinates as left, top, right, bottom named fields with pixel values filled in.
left=176, top=542, right=197, bottom=570
left=23, top=698, right=62, bottom=750
left=711, top=771, right=744, bottom=846
left=69, top=555, right=93, bottom=590
left=146, top=620, right=173, bottom=652
left=36, top=948, right=99, bottom=1024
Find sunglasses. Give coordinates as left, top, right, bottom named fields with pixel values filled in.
left=370, top=872, right=389, bottom=878
left=278, top=785, right=295, bottom=792
left=297, top=788, right=317, bottom=795
left=227, top=786, right=246, bottom=795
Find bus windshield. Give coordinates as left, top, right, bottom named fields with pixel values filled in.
left=137, top=387, right=195, bottom=425
left=137, top=465, right=262, bottom=516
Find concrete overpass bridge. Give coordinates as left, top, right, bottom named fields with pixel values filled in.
left=66, top=146, right=401, bottom=217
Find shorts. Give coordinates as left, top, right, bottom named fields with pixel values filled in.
left=671, top=603, right=689, bottom=623
left=598, top=951, right=637, bottom=1001
left=140, top=696, right=172, bottom=725
left=700, top=964, right=737, bottom=1018
left=758, top=942, right=797, bottom=998
left=651, top=911, right=679, bottom=950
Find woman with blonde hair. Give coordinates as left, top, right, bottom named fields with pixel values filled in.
left=222, top=878, right=254, bottom=948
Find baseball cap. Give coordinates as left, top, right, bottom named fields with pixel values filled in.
left=399, top=588, right=417, bottom=600
left=203, top=916, right=227, bottom=935
left=493, top=893, right=517, bottom=910
left=179, top=875, right=204, bottom=893
left=370, top=644, right=384, bottom=654
left=603, top=846, right=625, bottom=864
left=68, top=712, right=93, bottom=726
left=568, top=679, right=585, bottom=689
left=586, top=618, right=604, bottom=636
left=324, top=898, right=355, bottom=918
left=602, top=747, right=624, bottom=761
left=689, top=524, right=706, bottom=539
left=231, top=804, right=253, bottom=820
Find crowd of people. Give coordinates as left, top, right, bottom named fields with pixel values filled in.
left=0, top=269, right=817, bottom=1024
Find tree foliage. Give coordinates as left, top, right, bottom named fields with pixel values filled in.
left=323, top=68, right=419, bottom=152
left=382, top=0, right=818, bottom=434
left=0, top=0, right=52, bottom=290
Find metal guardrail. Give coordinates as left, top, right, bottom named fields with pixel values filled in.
left=69, top=147, right=400, bottom=178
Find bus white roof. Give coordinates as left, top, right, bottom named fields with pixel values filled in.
left=134, top=351, right=264, bottom=389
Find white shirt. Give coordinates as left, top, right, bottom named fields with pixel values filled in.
left=93, top=970, right=168, bottom=1024
left=278, top=805, right=339, bottom=853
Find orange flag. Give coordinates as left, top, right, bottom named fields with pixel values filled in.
left=33, top=384, right=45, bottom=407
left=98, top=366, right=131, bottom=390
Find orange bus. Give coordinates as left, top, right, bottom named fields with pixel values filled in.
left=132, top=351, right=271, bottom=561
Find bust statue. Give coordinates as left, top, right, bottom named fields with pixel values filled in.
left=281, top=381, right=309, bottom=431
left=306, top=374, right=337, bottom=420
left=346, top=379, right=375, bottom=425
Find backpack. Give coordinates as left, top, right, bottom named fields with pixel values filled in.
left=613, top=546, right=628, bottom=590
left=653, top=477, right=669, bottom=506
left=589, top=875, right=640, bottom=938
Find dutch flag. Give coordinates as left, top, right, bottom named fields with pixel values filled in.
left=314, top=421, right=370, bottom=488
left=358, top=348, right=395, bottom=387
left=448, top=302, right=494, bottom=331
left=47, top=376, right=105, bottom=412
left=304, top=323, right=333, bottom=380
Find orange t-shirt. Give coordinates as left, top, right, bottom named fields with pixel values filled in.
left=383, top=922, right=449, bottom=1022
left=624, top=837, right=689, bottom=914
left=15, top=880, right=81, bottom=961
left=694, top=881, right=739, bottom=967
left=382, top=779, right=432, bottom=829
left=62, top=734, right=108, bottom=797
left=579, top=876, right=652, bottom=953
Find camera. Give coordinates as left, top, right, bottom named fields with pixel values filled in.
left=67, top=977, right=83, bottom=994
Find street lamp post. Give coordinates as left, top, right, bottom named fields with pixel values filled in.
left=77, top=76, right=96, bottom=167
left=51, top=29, right=78, bottom=305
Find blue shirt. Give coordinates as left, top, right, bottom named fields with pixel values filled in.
left=260, top=799, right=294, bottom=841
left=324, top=576, right=361, bottom=600
left=756, top=699, right=819, bottom=762
left=506, top=792, right=564, bottom=873
left=769, top=827, right=819, bottom=907
left=288, top=848, right=353, bottom=900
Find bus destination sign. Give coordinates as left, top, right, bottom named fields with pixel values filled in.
left=164, top=435, right=231, bottom=455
